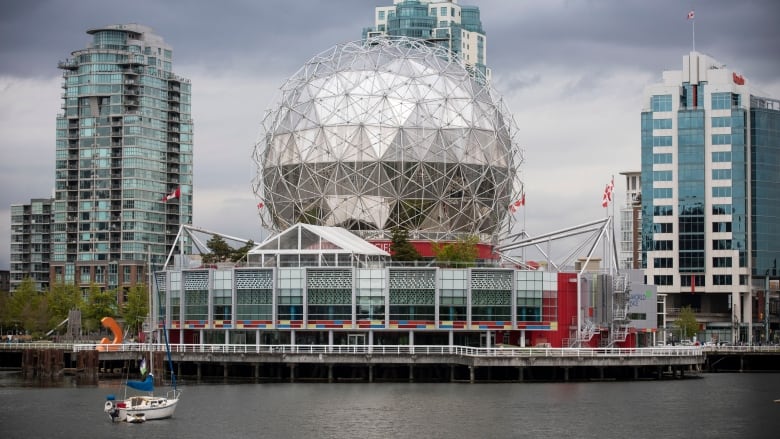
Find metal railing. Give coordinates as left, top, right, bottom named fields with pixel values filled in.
left=52, top=343, right=706, bottom=358
left=8, top=342, right=778, bottom=356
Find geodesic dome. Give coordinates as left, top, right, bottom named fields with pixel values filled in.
left=253, top=37, right=523, bottom=243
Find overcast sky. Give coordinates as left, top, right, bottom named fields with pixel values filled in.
left=1, top=0, right=779, bottom=270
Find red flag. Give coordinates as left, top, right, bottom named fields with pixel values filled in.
left=257, top=202, right=264, bottom=209
left=691, top=275, right=695, bottom=293
left=509, top=193, right=525, bottom=213
left=162, top=187, right=180, bottom=202
left=602, top=184, right=610, bottom=208
left=687, top=10, right=694, bottom=20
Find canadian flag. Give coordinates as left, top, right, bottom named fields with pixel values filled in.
left=687, top=10, right=694, bottom=20
left=601, top=177, right=614, bottom=208
left=509, top=193, right=525, bottom=213
left=257, top=201, right=264, bottom=209
left=162, top=187, right=180, bottom=202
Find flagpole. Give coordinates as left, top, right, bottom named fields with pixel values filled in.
left=522, top=192, right=526, bottom=263
left=692, top=17, right=695, bottom=52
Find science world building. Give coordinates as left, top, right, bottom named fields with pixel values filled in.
left=144, top=34, right=653, bottom=351
left=252, top=37, right=522, bottom=259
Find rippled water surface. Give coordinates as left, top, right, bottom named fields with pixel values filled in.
left=1, top=372, right=778, bottom=438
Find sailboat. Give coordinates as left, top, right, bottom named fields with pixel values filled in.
left=104, top=351, right=180, bottom=422
left=104, top=277, right=180, bottom=422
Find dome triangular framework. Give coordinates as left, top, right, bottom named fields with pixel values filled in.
left=254, top=37, right=524, bottom=244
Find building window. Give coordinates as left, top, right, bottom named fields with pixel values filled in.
left=653, top=153, right=673, bottom=164
left=681, top=275, right=705, bottom=288
left=653, top=170, right=673, bottom=181
left=712, top=222, right=732, bottom=233
left=653, top=136, right=673, bottom=147
left=712, top=151, right=731, bottom=162
left=712, top=275, right=733, bottom=286
left=653, top=240, right=673, bottom=251
left=712, top=134, right=731, bottom=145
left=653, top=275, right=673, bottom=285
left=712, top=239, right=732, bottom=250
left=712, top=186, right=731, bottom=197
left=712, top=116, right=731, bottom=127
left=712, top=204, right=732, bottom=215
left=390, top=290, right=435, bottom=321
left=654, top=257, right=673, bottom=268
left=712, top=257, right=732, bottom=267
left=653, top=223, right=673, bottom=233
left=653, top=188, right=673, bottom=199
left=651, top=95, right=672, bottom=112
left=378, top=11, right=385, bottom=20
left=653, top=118, right=672, bottom=129
left=712, top=93, right=731, bottom=110
left=712, top=169, right=731, bottom=180
left=80, top=266, right=91, bottom=284
left=653, top=205, right=673, bottom=216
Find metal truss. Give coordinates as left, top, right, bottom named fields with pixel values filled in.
left=253, top=36, right=523, bottom=244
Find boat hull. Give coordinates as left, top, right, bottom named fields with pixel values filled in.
left=107, top=394, right=179, bottom=422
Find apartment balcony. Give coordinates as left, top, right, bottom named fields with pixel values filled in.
left=58, top=59, right=78, bottom=70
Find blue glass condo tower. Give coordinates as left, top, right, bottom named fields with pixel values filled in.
left=51, top=24, right=193, bottom=293
left=641, top=52, right=780, bottom=344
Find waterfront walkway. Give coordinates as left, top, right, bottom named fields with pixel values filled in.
left=4, top=343, right=776, bottom=381
left=2, top=342, right=717, bottom=382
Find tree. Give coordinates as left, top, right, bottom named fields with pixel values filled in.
left=83, top=284, right=116, bottom=333
left=231, top=240, right=255, bottom=263
left=390, top=227, right=422, bottom=262
left=432, top=235, right=479, bottom=268
left=675, top=305, right=700, bottom=342
left=8, top=278, right=41, bottom=335
left=45, top=282, right=83, bottom=333
left=121, top=284, right=149, bottom=338
left=202, top=235, right=234, bottom=263
left=0, top=288, right=11, bottom=333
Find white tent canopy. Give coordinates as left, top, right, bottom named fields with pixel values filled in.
left=247, top=223, right=389, bottom=268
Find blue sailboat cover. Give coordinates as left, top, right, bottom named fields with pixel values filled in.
left=126, top=374, right=154, bottom=392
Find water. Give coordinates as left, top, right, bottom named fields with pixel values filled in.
left=1, top=372, right=778, bottom=439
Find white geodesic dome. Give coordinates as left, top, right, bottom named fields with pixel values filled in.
left=253, top=37, right=523, bottom=243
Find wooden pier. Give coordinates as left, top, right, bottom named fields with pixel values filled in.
left=2, top=343, right=777, bottom=383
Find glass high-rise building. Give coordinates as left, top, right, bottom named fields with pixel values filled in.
left=10, top=198, right=53, bottom=292
left=641, top=51, right=780, bottom=344
left=51, top=24, right=192, bottom=293
left=363, top=0, right=490, bottom=81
